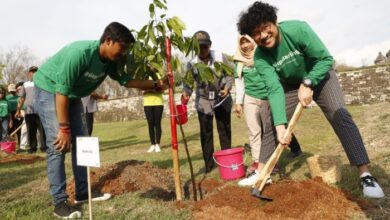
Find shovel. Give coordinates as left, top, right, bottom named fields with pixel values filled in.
left=251, top=103, right=304, bottom=201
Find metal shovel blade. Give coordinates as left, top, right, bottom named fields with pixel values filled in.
left=251, top=188, right=273, bottom=201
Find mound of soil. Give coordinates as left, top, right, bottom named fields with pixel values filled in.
left=193, top=177, right=365, bottom=220
left=67, top=160, right=176, bottom=202
left=0, top=152, right=45, bottom=164
left=66, top=160, right=369, bottom=219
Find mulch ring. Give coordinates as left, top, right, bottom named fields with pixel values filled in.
left=66, top=160, right=372, bottom=219
left=0, top=151, right=45, bottom=164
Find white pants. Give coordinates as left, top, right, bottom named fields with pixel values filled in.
left=243, top=94, right=267, bottom=162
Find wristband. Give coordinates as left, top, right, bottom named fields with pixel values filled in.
left=59, top=127, right=71, bottom=134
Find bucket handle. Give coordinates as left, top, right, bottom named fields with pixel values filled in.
left=212, top=151, right=247, bottom=170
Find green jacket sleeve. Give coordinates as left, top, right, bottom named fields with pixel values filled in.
left=254, top=53, right=287, bottom=126
left=298, top=21, right=334, bottom=86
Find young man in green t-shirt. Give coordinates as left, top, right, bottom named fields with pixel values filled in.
left=32, top=22, right=167, bottom=218
left=237, top=1, right=384, bottom=198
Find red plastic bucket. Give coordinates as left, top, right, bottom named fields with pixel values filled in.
left=176, top=104, right=188, bottom=125
left=0, top=141, right=16, bottom=153
left=213, top=147, right=245, bottom=180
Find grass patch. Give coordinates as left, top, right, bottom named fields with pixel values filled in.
left=0, top=103, right=389, bottom=219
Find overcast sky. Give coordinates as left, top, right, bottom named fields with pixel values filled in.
left=1, top=0, right=389, bottom=67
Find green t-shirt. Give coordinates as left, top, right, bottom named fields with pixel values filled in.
left=0, top=99, right=10, bottom=117
left=254, top=20, right=334, bottom=125
left=5, top=94, right=18, bottom=112
left=234, top=64, right=268, bottom=100
left=34, top=40, right=132, bottom=98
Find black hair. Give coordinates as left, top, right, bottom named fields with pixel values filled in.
left=100, top=22, right=135, bottom=45
left=28, top=66, right=38, bottom=72
left=16, top=81, right=25, bottom=88
left=237, top=1, right=278, bottom=36
left=0, top=87, right=6, bottom=97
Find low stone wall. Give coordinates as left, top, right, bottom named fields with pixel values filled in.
left=338, top=65, right=390, bottom=105
left=95, top=94, right=198, bottom=122
left=95, top=65, right=390, bottom=122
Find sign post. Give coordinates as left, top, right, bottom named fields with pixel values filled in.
left=77, top=137, right=101, bottom=220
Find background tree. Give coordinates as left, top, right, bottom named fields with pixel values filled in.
left=0, top=45, right=37, bottom=84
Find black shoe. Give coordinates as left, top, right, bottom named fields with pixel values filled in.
left=53, top=201, right=82, bottom=219
left=27, top=149, right=37, bottom=154
left=74, top=192, right=112, bottom=204
left=40, top=147, right=47, bottom=152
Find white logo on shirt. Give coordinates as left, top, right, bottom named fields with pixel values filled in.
left=273, top=50, right=301, bottom=71
left=84, top=72, right=105, bottom=80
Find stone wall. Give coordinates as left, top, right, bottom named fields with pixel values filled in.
left=338, top=65, right=390, bottom=105
left=95, top=94, right=198, bottom=122
left=95, top=65, right=390, bottom=122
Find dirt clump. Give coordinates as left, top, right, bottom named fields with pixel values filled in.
left=193, top=177, right=366, bottom=220
left=67, top=160, right=176, bottom=202
left=0, top=153, right=45, bottom=164
left=65, top=159, right=369, bottom=219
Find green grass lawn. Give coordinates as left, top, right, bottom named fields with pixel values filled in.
left=0, top=102, right=389, bottom=219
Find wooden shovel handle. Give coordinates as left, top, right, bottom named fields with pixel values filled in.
left=253, top=103, right=304, bottom=191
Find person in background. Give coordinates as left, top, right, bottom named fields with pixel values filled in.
left=0, top=87, right=12, bottom=142
left=31, top=21, right=168, bottom=218
left=15, top=66, right=47, bottom=154
left=81, top=92, right=108, bottom=136
left=6, top=83, right=23, bottom=145
left=232, top=35, right=301, bottom=185
left=237, top=1, right=384, bottom=198
left=15, top=82, right=28, bottom=152
left=143, top=81, right=164, bottom=153
left=182, top=30, right=233, bottom=173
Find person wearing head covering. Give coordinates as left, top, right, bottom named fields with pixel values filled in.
left=182, top=30, right=234, bottom=173
left=15, top=66, right=47, bottom=154
left=233, top=35, right=301, bottom=186
left=237, top=1, right=384, bottom=198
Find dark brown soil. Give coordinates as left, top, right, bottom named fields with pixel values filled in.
left=193, top=177, right=366, bottom=220
left=0, top=152, right=45, bottom=164
left=67, top=160, right=176, bottom=202
left=66, top=160, right=369, bottom=219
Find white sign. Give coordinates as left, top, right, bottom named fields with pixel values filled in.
left=76, top=137, right=100, bottom=167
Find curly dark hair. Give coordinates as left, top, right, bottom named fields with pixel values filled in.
left=237, top=1, right=278, bottom=36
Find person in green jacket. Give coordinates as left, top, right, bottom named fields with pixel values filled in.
left=0, top=87, right=12, bottom=142
left=6, top=83, right=23, bottom=144
left=233, top=35, right=301, bottom=187
left=33, top=22, right=167, bottom=219
left=237, top=1, right=384, bottom=198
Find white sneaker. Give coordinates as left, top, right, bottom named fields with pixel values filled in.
left=154, top=144, right=161, bottom=152
left=360, top=173, right=385, bottom=198
left=238, top=171, right=272, bottom=187
left=147, top=145, right=155, bottom=153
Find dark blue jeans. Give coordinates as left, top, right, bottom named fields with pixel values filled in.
left=0, top=117, right=8, bottom=141
left=34, top=87, right=88, bottom=205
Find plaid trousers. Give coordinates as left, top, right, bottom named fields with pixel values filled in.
left=259, top=70, right=370, bottom=166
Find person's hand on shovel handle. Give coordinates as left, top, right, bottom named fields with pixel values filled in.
left=298, top=84, right=314, bottom=107
left=276, top=125, right=292, bottom=146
